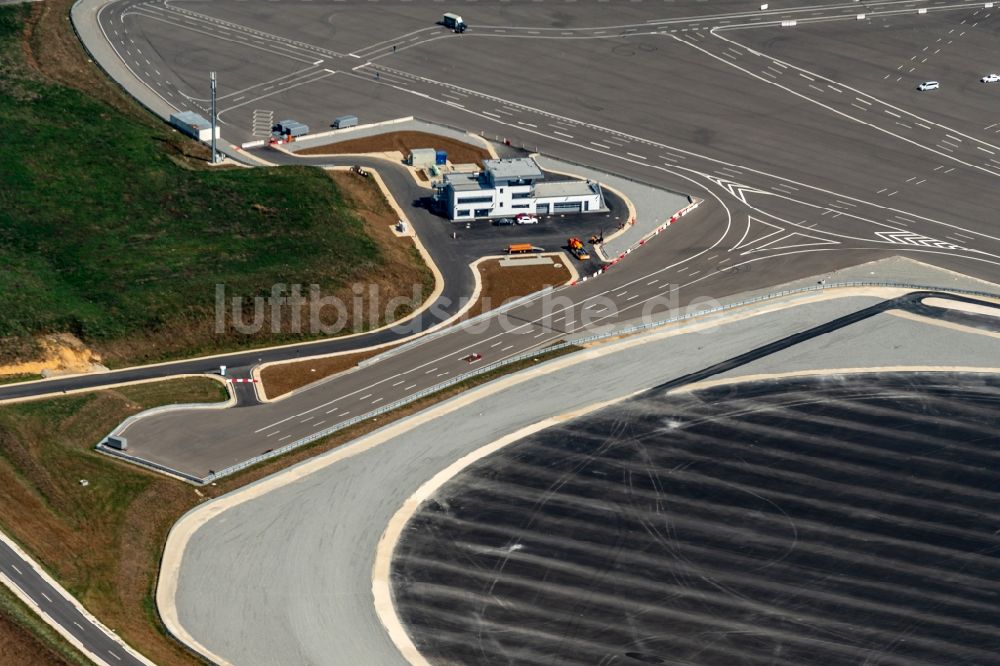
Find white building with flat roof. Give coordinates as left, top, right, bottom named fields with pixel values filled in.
left=440, top=157, right=605, bottom=220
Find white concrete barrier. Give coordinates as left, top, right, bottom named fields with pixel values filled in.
left=781, top=20, right=797, bottom=27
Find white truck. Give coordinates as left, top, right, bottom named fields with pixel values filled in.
left=441, top=12, right=466, bottom=32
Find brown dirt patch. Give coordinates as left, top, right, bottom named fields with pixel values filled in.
left=0, top=334, right=104, bottom=379
left=260, top=345, right=397, bottom=399
left=0, top=610, right=75, bottom=666
left=297, top=131, right=491, bottom=166
left=468, top=257, right=573, bottom=319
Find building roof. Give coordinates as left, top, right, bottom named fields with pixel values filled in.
left=443, top=171, right=482, bottom=191
left=410, top=148, right=436, bottom=156
left=533, top=180, right=598, bottom=198
left=483, top=158, right=544, bottom=182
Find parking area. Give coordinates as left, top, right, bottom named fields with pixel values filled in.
left=443, top=186, right=628, bottom=273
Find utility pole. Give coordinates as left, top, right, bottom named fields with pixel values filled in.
left=210, top=71, right=219, bottom=164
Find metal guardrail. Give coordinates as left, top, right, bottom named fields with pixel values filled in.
left=197, top=281, right=1000, bottom=484
left=97, top=445, right=205, bottom=485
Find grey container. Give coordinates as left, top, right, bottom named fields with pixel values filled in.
left=275, top=120, right=309, bottom=137
left=333, top=115, right=358, bottom=129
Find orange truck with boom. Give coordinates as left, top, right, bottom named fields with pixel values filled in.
left=567, top=237, right=590, bottom=261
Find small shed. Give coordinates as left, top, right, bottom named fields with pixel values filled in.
left=170, top=111, right=218, bottom=142
left=408, top=148, right=437, bottom=168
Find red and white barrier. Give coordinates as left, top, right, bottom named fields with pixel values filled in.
left=228, top=378, right=259, bottom=383
left=569, top=199, right=701, bottom=286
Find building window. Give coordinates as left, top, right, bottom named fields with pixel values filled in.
left=456, top=196, right=494, bottom=204
left=456, top=209, right=471, bottom=217
left=474, top=208, right=491, bottom=217
left=512, top=191, right=532, bottom=199
left=512, top=203, right=530, bottom=209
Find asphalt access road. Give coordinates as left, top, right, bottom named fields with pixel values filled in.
left=392, top=371, right=1000, bottom=666
left=0, top=537, right=146, bottom=666
left=104, top=0, right=1000, bottom=285
left=169, top=293, right=1000, bottom=666
left=102, top=222, right=913, bottom=480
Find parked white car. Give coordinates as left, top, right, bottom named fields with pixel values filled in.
left=515, top=214, right=539, bottom=224
left=981, top=73, right=1000, bottom=83
left=917, top=81, right=939, bottom=91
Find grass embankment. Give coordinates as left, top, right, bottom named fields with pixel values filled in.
left=0, top=583, right=90, bottom=666
left=0, top=378, right=227, bottom=665
left=297, top=130, right=492, bottom=166
left=0, top=3, right=432, bottom=370
left=260, top=257, right=572, bottom=398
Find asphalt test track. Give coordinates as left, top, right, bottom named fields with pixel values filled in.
left=392, top=370, right=1000, bottom=666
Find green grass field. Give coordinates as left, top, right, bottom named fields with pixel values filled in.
left=0, top=4, right=407, bottom=367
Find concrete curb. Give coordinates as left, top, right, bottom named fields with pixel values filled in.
left=0, top=531, right=156, bottom=666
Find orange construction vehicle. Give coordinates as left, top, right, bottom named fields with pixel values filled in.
left=567, top=237, right=590, bottom=261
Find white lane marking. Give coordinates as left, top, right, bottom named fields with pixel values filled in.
left=490, top=341, right=502, bottom=347
left=553, top=130, right=574, bottom=138
left=300, top=416, right=313, bottom=423
left=590, top=141, right=611, bottom=149
left=371, top=397, right=383, bottom=404
left=423, top=368, right=437, bottom=374
left=799, top=72, right=815, bottom=81
left=392, top=380, right=404, bottom=387
left=518, top=121, right=538, bottom=128
left=359, top=393, right=372, bottom=399
left=977, top=146, right=995, bottom=155
left=404, top=384, right=416, bottom=391
left=627, top=152, right=647, bottom=159
left=884, top=109, right=901, bottom=118
left=108, top=651, right=122, bottom=661
left=647, top=278, right=660, bottom=285
left=482, top=111, right=501, bottom=119
left=278, top=435, right=291, bottom=441
left=945, top=134, right=963, bottom=143
left=855, top=97, right=871, bottom=105
left=41, top=592, right=52, bottom=603
left=851, top=103, right=868, bottom=111
left=73, top=622, right=84, bottom=630
left=326, top=408, right=339, bottom=414
left=827, top=84, right=842, bottom=92
left=11, top=565, right=21, bottom=575
left=265, top=431, right=279, bottom=437
left=501, top=345, right=514, bottom=352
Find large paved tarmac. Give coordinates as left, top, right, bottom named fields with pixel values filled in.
left=170, top=288, right=1000, bottom=665
left=96, top=0, right=1000, bottom=282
